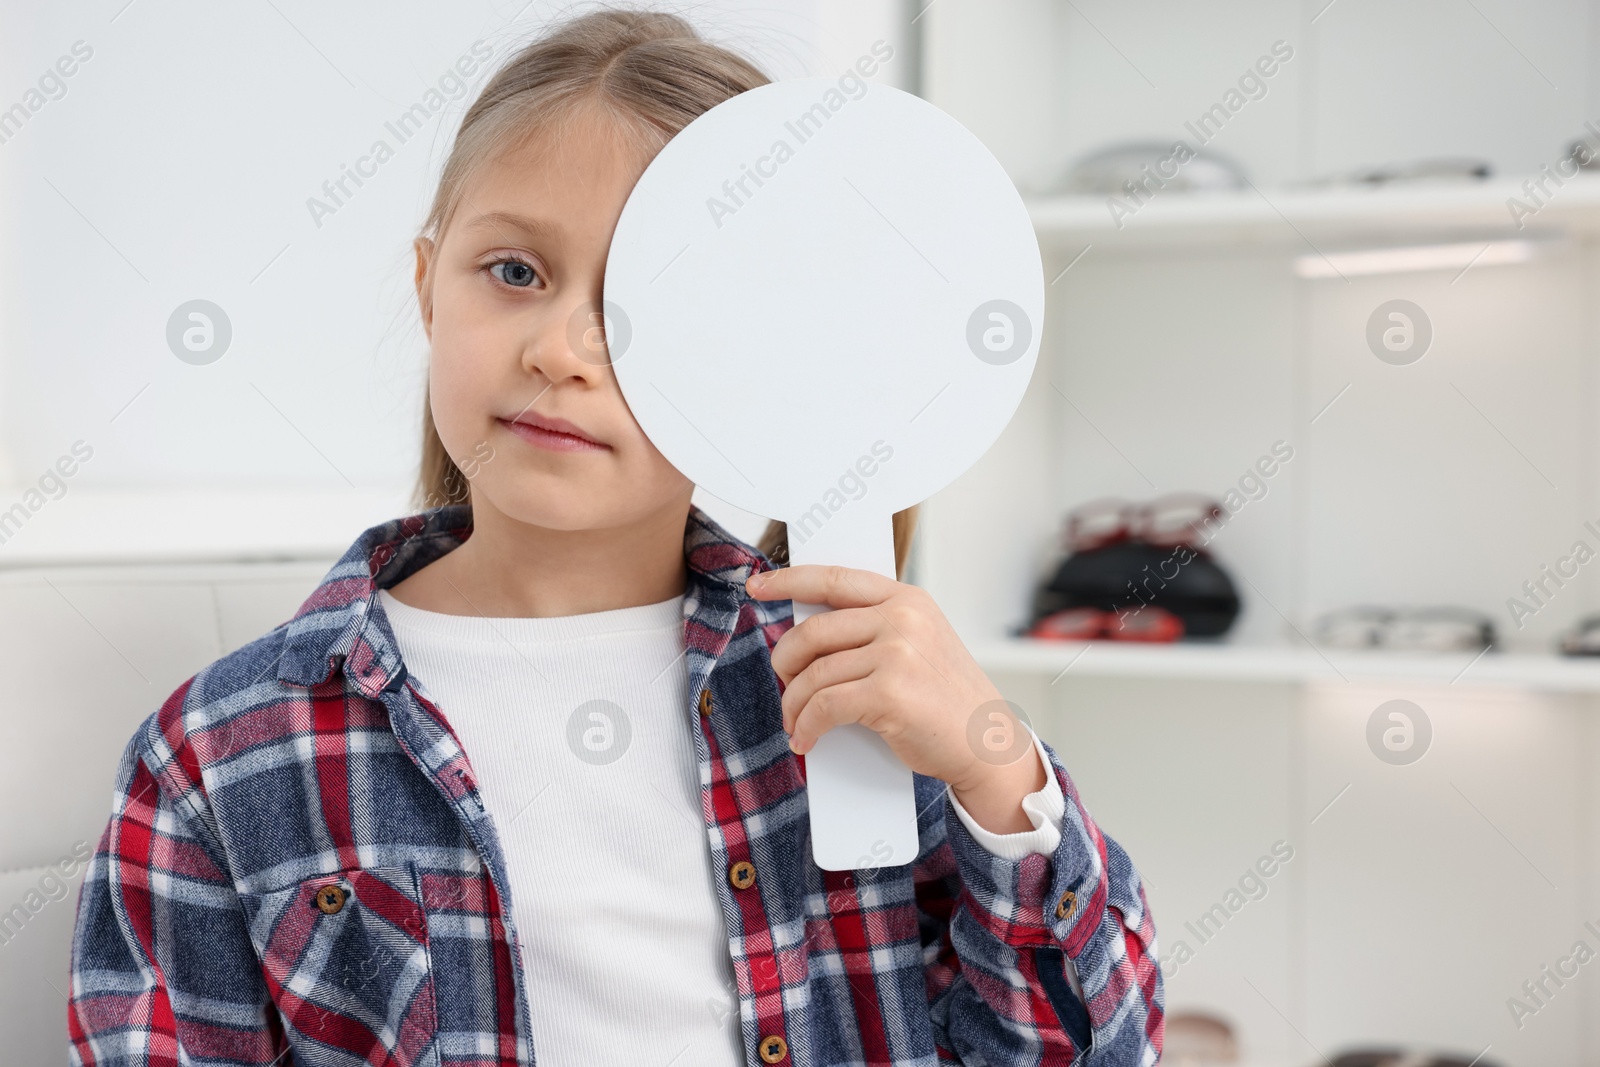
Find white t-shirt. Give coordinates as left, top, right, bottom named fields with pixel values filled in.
left=376, top=587, right=1066, bottom=1065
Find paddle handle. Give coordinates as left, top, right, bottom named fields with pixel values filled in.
left=784, top=509, right=920, bottom=870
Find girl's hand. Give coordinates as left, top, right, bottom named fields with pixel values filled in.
left=745, top=564, right=1047, bottom=834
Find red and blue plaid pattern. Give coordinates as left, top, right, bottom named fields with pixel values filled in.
left=68, top=504, right=1162, bottom=1065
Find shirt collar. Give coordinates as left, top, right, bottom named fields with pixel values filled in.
left=275, top=502, right=774, bottom=693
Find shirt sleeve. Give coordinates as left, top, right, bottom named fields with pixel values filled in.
left=68, top=715, right=285, bottom=1066
left=914, top=733, right=1163, bottom=1065
left=945, top=728, right=1064, bottom=860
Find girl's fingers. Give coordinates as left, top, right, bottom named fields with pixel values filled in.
left=769, top=605, right=882, bottom=684
left=746, top=564, right=899, bottom=610
left=780, top=645, right=876, bottom=736
left=788, top=674, right=878, bottom=756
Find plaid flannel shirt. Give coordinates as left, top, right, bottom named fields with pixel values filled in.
left=68, top=503, right=1163, bottom=1066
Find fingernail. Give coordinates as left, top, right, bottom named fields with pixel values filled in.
left=748, top=572, right=766, bottom=590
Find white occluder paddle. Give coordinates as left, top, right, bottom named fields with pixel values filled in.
left=607, top=77, right=1042, bottom=870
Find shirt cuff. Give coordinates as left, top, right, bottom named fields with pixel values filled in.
left=945, top=728, right=1065, bottom=860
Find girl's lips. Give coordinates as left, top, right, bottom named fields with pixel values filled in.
left=498, top=417, right=610, bottom=453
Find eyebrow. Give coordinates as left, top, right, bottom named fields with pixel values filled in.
left=462, top=210, right=562, bottom=244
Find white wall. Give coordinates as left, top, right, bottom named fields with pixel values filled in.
left=0, top=0, right=910, bottom=547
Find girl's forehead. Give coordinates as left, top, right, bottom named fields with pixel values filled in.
left=441, top=117, right=652, bottom=252
left=494, top=105, right=655, bottom=185
left=453, top=111, right=654, bottom=225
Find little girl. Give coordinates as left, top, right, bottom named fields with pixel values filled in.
left=67, top=10, right=1162, bottom=1066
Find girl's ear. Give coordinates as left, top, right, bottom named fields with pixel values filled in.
left=413, top=237, right=436, bottom=340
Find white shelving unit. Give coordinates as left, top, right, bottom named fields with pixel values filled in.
left=972, top=636, right=1600, bottom=692
left=1026, top=176, right=1600, bottom=248
left=945, top=176, right=1600, bottom=702
left=919, top=3, right=1600, bottom=1063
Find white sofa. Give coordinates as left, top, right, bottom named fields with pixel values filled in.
left=0, top=559, right=332, bottom=1064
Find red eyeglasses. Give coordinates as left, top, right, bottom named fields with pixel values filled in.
left=1027, top=604, right=1185, bottom=643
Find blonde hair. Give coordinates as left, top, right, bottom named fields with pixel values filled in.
left=413, top=7, right=919, bottom=578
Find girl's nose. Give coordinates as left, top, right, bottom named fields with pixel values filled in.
left=566, top=298, right=620, bottom=368
left=522, top=297, right=613, bottom=383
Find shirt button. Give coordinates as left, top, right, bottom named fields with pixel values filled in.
left=699, top=688, right=714, bottom=716
left=1055, top=889, right=1077, bottom=922
left=729, top=860, right=756, bottom=890
left=314, top=883, right=347, bottom=915
left=758, top=1034, right=788, bottom=1063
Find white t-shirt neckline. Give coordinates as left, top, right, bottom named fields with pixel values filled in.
left=377, top=588, right=685, bottom=643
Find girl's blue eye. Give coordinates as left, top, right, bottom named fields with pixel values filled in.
left=490, top=258, right=541, bottom=288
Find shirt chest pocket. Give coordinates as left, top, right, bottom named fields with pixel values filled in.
left=241, top=862, right=440, bottom=1067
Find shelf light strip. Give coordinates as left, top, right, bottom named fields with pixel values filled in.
left=1293, top=238, right=1541, bottom=279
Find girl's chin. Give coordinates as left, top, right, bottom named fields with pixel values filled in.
left=468, top=483, right=649, bottom=533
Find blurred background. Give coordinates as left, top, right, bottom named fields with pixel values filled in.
left=4, top=0, right=1600, bottom=1063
